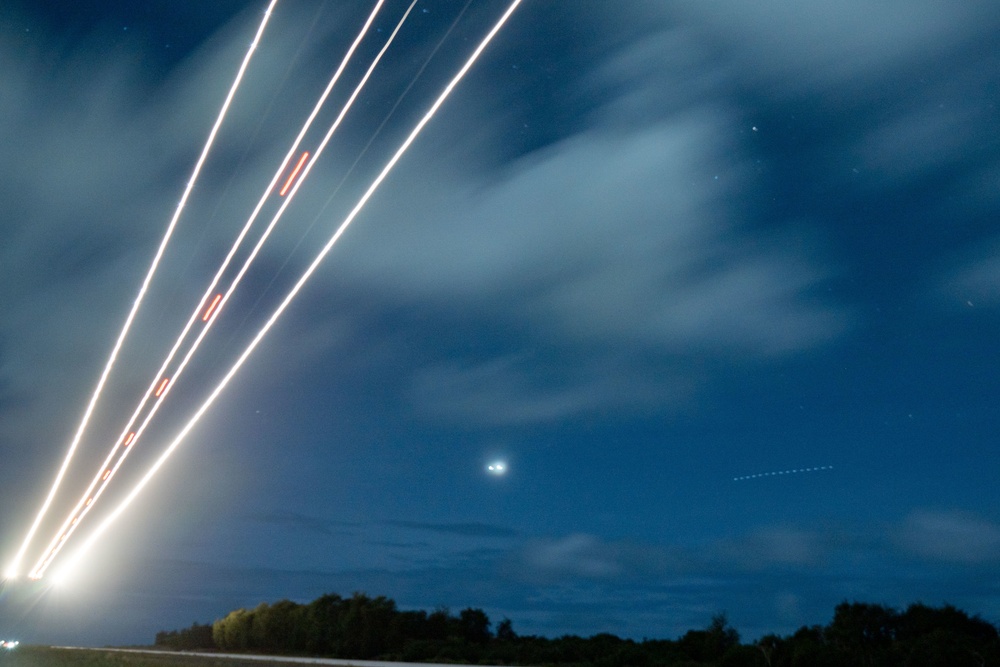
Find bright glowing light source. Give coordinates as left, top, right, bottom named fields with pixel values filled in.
left=154, top=378, right=170, bottom=397
left=278, top=151, right=310, bottom=196
left=123, top=432, right=135, bottom=446
left=48, top=562, right=73, bottom=587
left=487, top=462, right=507, bottom=475
left=101, top=470, right=111, bottom=481
left=202, top=294, right=223, bottom=321
left=3, top=566, right=17, bottom=579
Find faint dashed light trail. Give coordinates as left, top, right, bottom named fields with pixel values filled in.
left=51, top=0, right=525, bottom=582
left=5, top=0, right=281, bottom=580
left=733, top=466, right=834, bottom=481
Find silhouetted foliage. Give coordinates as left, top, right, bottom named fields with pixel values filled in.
left=160, top=595, right=1000, bottom=666
left=679, top=613, right=741, bottom=663
left=153, top=621, right=214, bottom=650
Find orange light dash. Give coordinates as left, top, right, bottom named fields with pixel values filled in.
left=155, top=378, right=170, bottom=397
left=202, top=293, right=223, bottom=321
left=278, top=151, right=310, bottom=196
left=124, top=432, right=135, bottom=446
left=102, top=470, right=111, bottom=481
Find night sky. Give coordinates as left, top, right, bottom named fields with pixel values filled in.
left=1, top=0, right=999, bottom=648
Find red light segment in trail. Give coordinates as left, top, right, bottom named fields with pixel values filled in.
left=278, top=151, right=310, bottom=196
left=123, top=432, right=135, bottom=447
left=85, top=498, right=93, bottom=507
left=101, top=470, right=111, bottom=481
left=154, top=378, right=170, bottom=397
left=202, top=294, right=223, bottom=321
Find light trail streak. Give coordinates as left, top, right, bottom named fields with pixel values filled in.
left=154, top=379, right=170, bottom=397
left=4, top=0, right=281, bottom=581
left=279, top=152, right=310, bottom=196
left=202, top=294, right=223, bottom=321
left=252, top=0, right=474, bottom=314
left=44, top=0, right=524, bottom=581
left=123, top=433, right=135, bottom=447
left=29, top=0, right=398, bottom=578
left=733, top=465, right=834, bottom=481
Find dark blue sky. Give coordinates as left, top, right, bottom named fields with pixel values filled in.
left=1, top=0, right=998, bottom=647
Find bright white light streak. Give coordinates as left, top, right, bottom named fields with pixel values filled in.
left=47, top=0, right=524, bottom=580
left=26, top=0, right=388, bottom=578
left=5, top=0, right=281, bottom=579
left=33, top=0, right=410, bottom=577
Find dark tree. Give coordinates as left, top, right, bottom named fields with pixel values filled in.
left=679, top=613, right=741, bottom=663
left=165, top=594, right=1000, bottom=666
left=497, top=617, right=518, bottom=641
left=825, top=602, right=897, bottom=666
left=457, top=607, right=492, bottom=645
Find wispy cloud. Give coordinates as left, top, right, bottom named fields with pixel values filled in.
left=250, top=512, right=355, bottom=538
left=894, top=510, right=1000, bottom=565
left=672, top=0, right=993, bottom=89
left=384, top=520, right=519, bottom=538
left=391, top=115, right=851, bottom=424
left=932, top=240, right=1000, bottom=310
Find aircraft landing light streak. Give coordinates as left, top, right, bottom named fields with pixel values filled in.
left=26, top=0, right=396, bottom=579
left=202, top=294, right=223, bottom=321
left=279, top=152, right=310, bottom=196
left=27, top=0, right=389, bottom=573
left=4, top=0, right=282, bottom=579
left=25, top=0, right=387, bottom=577
left=40, top=0, right=524, bottom=581
left=196, top=0, right=422, bottom=343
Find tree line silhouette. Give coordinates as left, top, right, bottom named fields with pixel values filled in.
left=154, top=592, right=1000, bottom=666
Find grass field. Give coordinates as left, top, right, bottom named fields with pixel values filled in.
left=0, top=647, right=320, bottom=667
